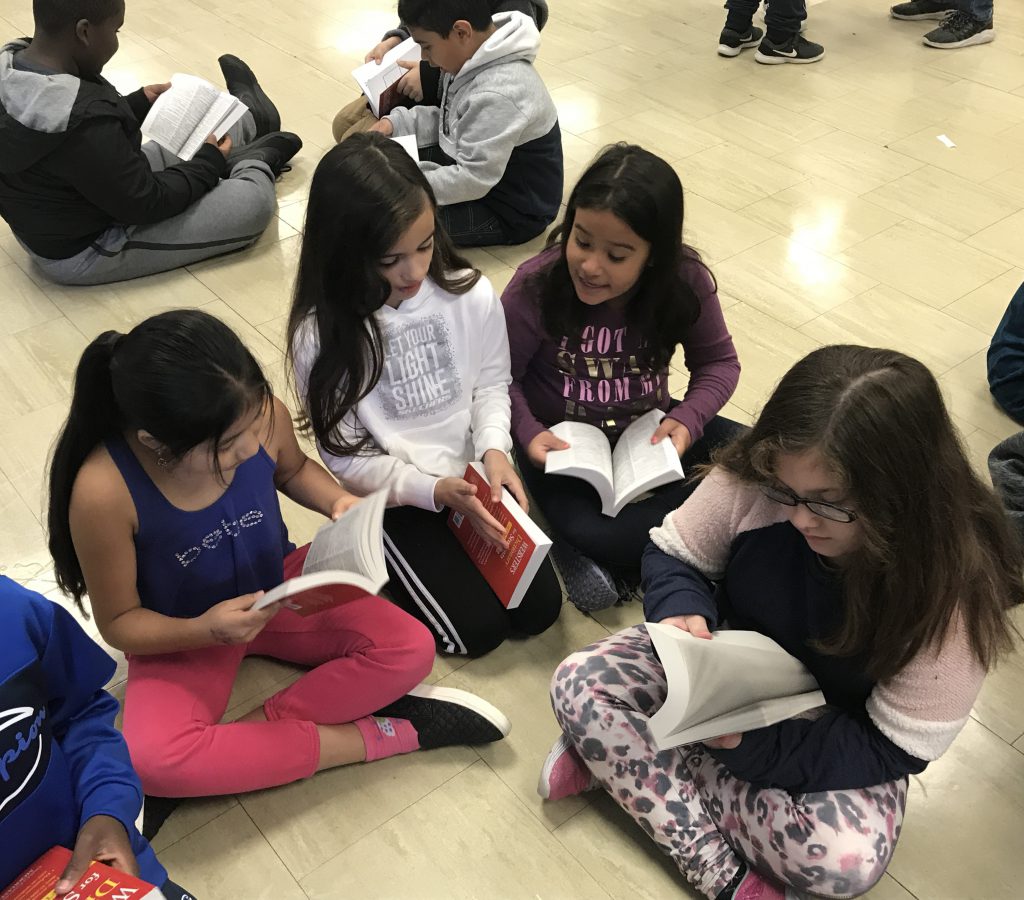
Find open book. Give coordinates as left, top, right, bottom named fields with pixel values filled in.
left=141, top=73, right=249, bottom=161
left=545, top=408, right=684, bottom=517
left=646, top=623, right=826, bottom=750
left=2, top=846, right=164, bottom=900
left=351, top=37, right=422, bottom=118
left=253, top=489, right=388, bottom=616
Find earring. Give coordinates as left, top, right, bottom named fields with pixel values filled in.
left=156, top=451, right=171, bottom=470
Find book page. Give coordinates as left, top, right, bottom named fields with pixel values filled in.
left=391, top=134, right=420, bottom=161
left=141, top=73, right=221, bottom=158
left=302, top=489, right=388, bottom=584
left=610, top=409, right=684, bottom=513
left=352, top=38, right=421, bottom=118
left=545, top=420, right=615, bottom=513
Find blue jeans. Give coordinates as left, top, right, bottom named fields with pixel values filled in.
left=987, top=280, right=1024, bottom=423
left=961, top=0, right=993, bottom=19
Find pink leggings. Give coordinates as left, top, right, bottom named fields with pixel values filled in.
left=122, top=548, right=436, bottom=797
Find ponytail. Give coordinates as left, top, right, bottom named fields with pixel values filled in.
left=47, top=331, right=124, bottom=608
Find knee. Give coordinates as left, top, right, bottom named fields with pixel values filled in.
left=370, top=601, right=436, bottom=684
left=801, top=830, right=895, bottom=898
left=403, top=617, right=437, bottom=683
left=512, top=567, right=563, bottom=636
left=126, top=726, right=196, bottom=797
left=225, top=169, right=278, bottom=233
left=458, top=613, right=511, bottom=658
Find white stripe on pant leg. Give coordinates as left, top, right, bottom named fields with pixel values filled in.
left=383, top=531, right=467, bottom=656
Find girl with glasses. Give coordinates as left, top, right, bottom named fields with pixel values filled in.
left=539, top=344, right=1022, bottom=900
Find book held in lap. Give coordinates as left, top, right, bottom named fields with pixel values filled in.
left=141, top=73, right=249, bottom=161
left=351, top=37, right=422, bottom=119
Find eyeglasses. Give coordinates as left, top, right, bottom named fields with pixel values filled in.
left=760, top=484, right=858, bottom=524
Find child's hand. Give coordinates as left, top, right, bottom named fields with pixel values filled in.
left=704, top=732, right=743, bottom=750
left=435, top=477, right=509, bottom=550
left=526, top=430, right=570, bottom=468
left=396, top=59, right=423, bottom=101
left=331, top=492, right=362, bottom=519
left=482, top=449, right=528, bottom=512
left=200, top=592, right=279, bottom=645
left=56, top=815, right=139, bottom=895
left=143, top=81, right=171, bottom=104
left=205, top=133, right=233, bottom=157
left=652, top=419, right=691, bottom=457
left=366, top=36, right=402, bottom=63
left=370, top=118, right=395, bottom=137
left=660, top=614, right=712, bottom=639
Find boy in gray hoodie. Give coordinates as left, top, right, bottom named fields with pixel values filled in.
left=371, top=0, right=563, bottom=247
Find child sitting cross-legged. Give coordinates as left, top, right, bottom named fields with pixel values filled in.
left=369, top=0, right=563, bottom=248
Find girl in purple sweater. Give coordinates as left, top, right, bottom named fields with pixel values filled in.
left=502, top=143, right=742, bottom=610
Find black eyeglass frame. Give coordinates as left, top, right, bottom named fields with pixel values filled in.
left=759, top=484, right=859, bottom=524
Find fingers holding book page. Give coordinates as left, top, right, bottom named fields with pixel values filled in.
left=660, top=613, right=712, bottom=640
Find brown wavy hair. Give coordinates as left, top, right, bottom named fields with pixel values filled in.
left=713, top=344, right=1022, bottom=681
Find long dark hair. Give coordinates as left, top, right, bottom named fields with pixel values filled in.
left=533, top=143, right=711, bottom=369
left=47, top=309, right=272, bottom=609
left=286, top=131, right=479, bottom=457
left=714, top=344, right=1022, bottom=680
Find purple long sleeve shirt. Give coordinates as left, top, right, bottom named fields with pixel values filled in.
left=501, top=245, right=740, bottom=449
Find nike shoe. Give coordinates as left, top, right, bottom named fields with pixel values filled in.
left=890, top=0, right=956, bottom=20
left=718, top=24, right=764, bottom=57
left=218, top=54, right=281, bottom=137
left=550, top=542, right=618, bottom=611
left=227, top=131, right=302, bottom=177
left=755, top=33, right=826, bottom=64
left=923, top=11, right=995, bottom=48
left=537, top=733, right=599, bottom=800
left=373, top=683, right=511, bottom=748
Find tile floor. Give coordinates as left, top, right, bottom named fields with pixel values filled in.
left=1, top=0, right=1023, bottom=897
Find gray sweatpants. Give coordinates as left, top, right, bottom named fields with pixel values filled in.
left=30, top=112, right=278, bottom=286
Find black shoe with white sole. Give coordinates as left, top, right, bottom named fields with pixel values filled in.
left=890, top=0, right=956, bottom=20
left=374, top=683, right=511, bottom=749
left=550, top=542, right=618, bottom=612
left=218, top=54, right=281, bottom=137
left=755, top=33, right=825, bottom=64
left=226, top=131, right=302, bottom=177
left=923, top=11, right=995, bottom=48
left=718, top=24, right=764, bottom=57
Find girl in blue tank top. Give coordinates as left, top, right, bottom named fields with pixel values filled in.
left=46, top=310, right=512, bottom=839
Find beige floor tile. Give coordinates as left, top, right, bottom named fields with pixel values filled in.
left=554, top=791, right=699, bottom=900
left=278, top=199, right=308, bottom=233
left=722, top=64, right=855, bottom=115
left=0, top=478, right=49, bottom=569
left=838, top=221, right=1011, bottom=309
left=967, top=209, right=1024, bottom=270
left=159, top=805, right=307, bottom=898
left=888, top=718, right=1024, bottom=900
left=864, top=874, right=920, bottom=899
left=549, top=83, right=636, bottom=136
left=887, top=124, right=1024, bottom=183
left=925, top=43, right=1024, bottom=93
left=990, top=166, right=1024, bottom=206
left=864, top=166, right=1020, bottom=242
left=242, top=741, right=479, bottom=878
left=803, top=89, right=949, bottom=146
left=944, top=267, right=1024, bottom=334
left=300, top=761, right=613, bottom=899
left=940, top=351, right=1021, bottom=440
left=969, top=606, right=1024, bottom=744
left=149, top=796, right=239, bottom=854
left=698, top=99, right=835, bottom=157
left=0, top=318, right=88, bottom=418
left=588, top=596, right=646, bottom=635
left=683, top=193, right=776, bottom=265
left=673, top=145, right=806, bottom=212
left=781, top=131, right=923, bottom=195
left=742, top=180, right=903, bottom=255
left=580, top=110, right=723, bottom=164
left=0, top=402, right=67, bottom=519
left=438, top=608, right=613, bottom=831
left=642, top=77, right=755, bottom=125
left=706, top=302, right=822, bottom=417
left=799, top=285, right=989, bottom=376
left=714, top=236, right=877, bottom=328
left=0, top=263, right=62, bottom=336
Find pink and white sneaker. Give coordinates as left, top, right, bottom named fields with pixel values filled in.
left=537, top=733, right=600, bottom=800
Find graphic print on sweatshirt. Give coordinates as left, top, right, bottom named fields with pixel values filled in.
left=556, top=324, right=668, bottom=432
left=0, top=661, right=51, bottom=823
left=379, top=315, right=463, bottom=420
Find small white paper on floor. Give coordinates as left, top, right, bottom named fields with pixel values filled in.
left=937, top=134, right=956, bottom=148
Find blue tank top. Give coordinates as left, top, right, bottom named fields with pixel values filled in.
left=105, top=436, right=294, bottom=619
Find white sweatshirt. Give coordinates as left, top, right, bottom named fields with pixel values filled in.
left=292, top=274, right=513, bottom=511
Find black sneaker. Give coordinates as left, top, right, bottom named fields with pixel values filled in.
left=550, top=542, right=618, bottom=611
left=755, top=33, right=826, bottom=64
left=227, top=131, right=302, bottom=177
left=923, top=11, right=995, bottom=48
left=218, top=54, right=281, bottom=137
left=718, top=25, right=764, bottom=57
left=373, top=683, right=511, bottom=749
left=890, top=0, right=956, bottom=20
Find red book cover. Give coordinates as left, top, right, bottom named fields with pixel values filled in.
left=447, top=462, right=552, bottom=609
left=1, top=847, right=162, bottom=900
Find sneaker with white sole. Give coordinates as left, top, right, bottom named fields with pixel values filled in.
left=755, top=32, right=825, bottom=64
left=550, top=542, right=618, bottom=611
left=373, top=683, right=511, bottom=749
left=537, top=733, right=599, bottom=800
left=718, top=24, right=764, bottom=57
left=923, top=10, right=995, bottom=48
left=890, top=0, right=956, bottom=20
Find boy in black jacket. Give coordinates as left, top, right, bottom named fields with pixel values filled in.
left=0, top=0, right=301, bottom=285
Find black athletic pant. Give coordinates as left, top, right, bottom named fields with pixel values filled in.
left=725, top=0, right=807, bottom=36
left=517, top=415, right=747, bottom=578
left=382, top=506, right=562, bottom=657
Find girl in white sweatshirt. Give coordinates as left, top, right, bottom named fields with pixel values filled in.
left=288, top=133, right=561, bottom=656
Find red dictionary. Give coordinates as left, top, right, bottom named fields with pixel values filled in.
left=1, top=847, right=162, bottom=900
left=447, top=462, right=552, bottom=609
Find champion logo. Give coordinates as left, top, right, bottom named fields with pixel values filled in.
left=0, top=705, right=46, bottom=816
left=175, top=510, right=265, bottom=567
